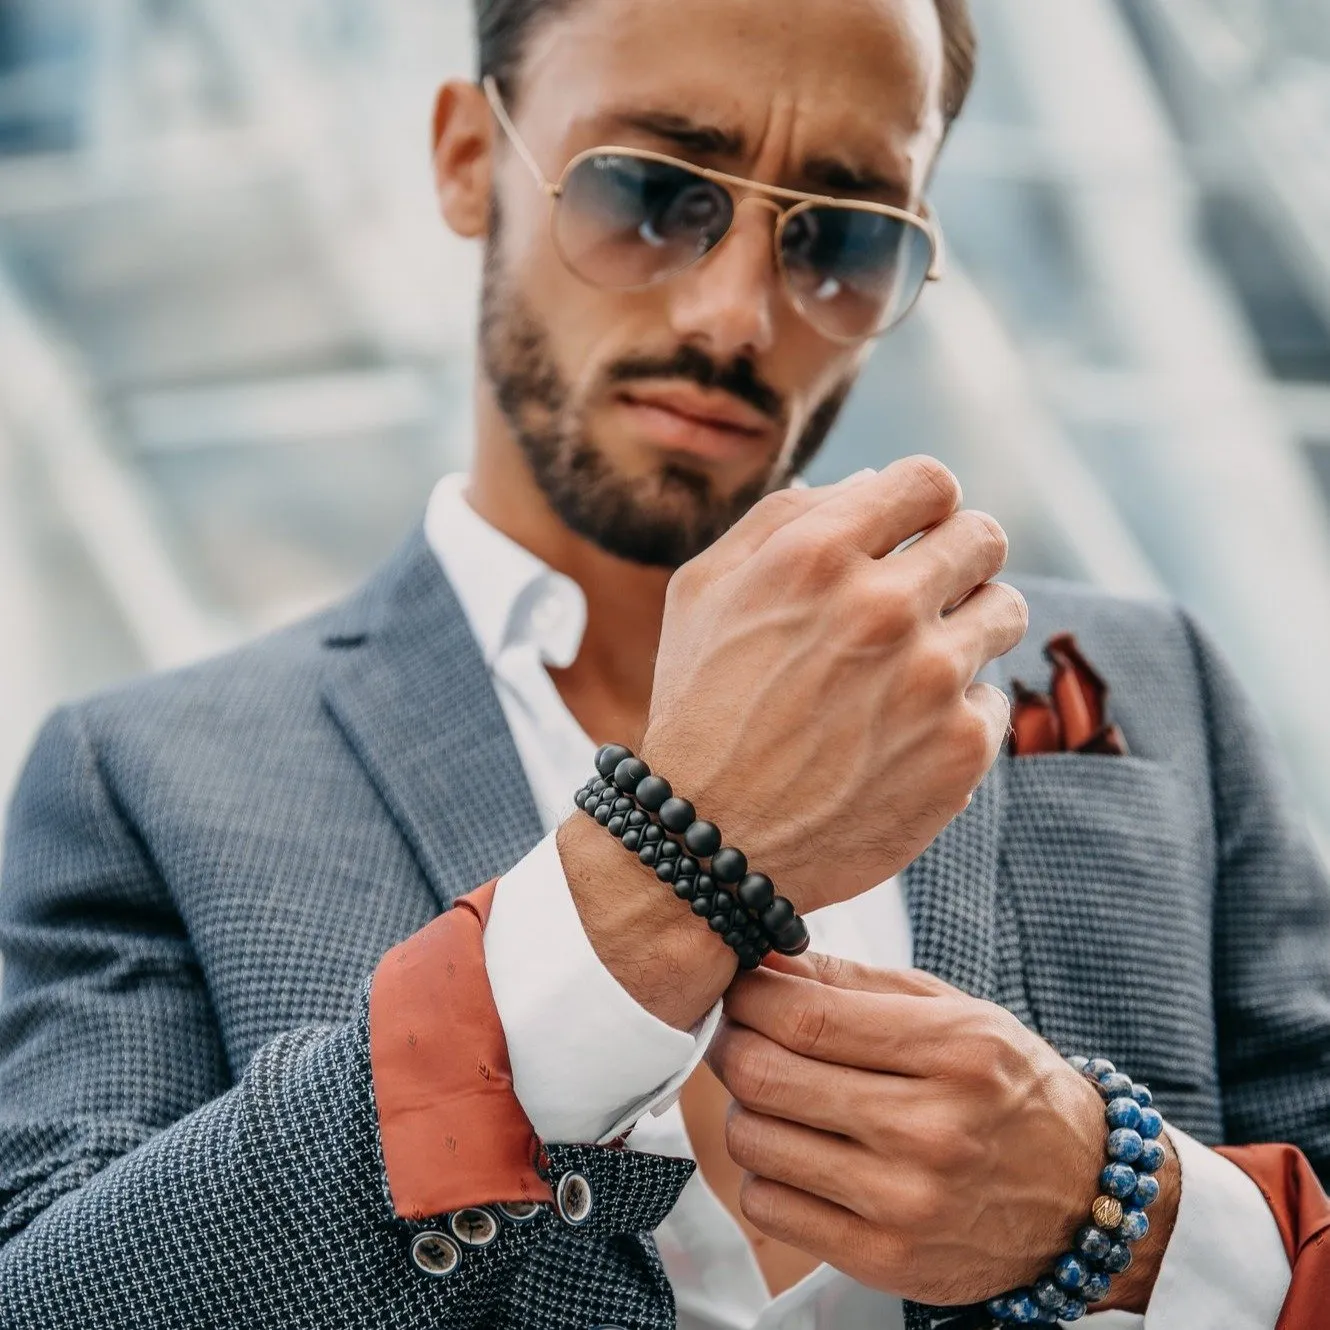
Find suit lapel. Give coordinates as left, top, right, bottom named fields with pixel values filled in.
left=901, top=732, right=1005, bottom=1003
left=322, top=530, right=545, bottom=913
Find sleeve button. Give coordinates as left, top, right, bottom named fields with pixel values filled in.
left=497, top=1200, right=541, bottom=1223
left=450, top=1207, right=500, bottom=1248
left=555, top=1171, right=594, bottom=1226
left=410, top=1231, right=461, bottom=1277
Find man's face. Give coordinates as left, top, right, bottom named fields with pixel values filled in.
left=473, top=0, right=946, bottom=566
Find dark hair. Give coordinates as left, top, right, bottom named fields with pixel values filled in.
left=476, top=0, right=977, bottom=124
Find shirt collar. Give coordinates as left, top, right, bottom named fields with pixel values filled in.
left=424, top=473, right=587, bottom=670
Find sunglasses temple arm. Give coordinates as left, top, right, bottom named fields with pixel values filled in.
left=481, top=75, right=560, bottom=197
left=921, top=203, right=946, bottom=281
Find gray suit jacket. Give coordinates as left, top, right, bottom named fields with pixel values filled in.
left=2, top=529, right=1328, bottom=1330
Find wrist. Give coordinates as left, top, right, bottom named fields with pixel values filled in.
left=1096, top=1136, right=1180, bottom=1314
left=558, top=814, right=736, bottom=1030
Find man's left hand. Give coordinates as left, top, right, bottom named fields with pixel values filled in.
left=707, top=954, right=1180, bottom=1310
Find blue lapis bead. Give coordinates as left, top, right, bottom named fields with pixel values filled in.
left=1082, top=1271, right=1112, bottom=1304
left=1103, top=1242, right=1133, bottom=1274
left=1119, top=1208, right=1150, bottom=1242
left=1066, top=1055, right=1090, bottom=1074
left=1097, top=1071, right=1134, bottom=1100
left=986, top=1295, right=1013, bottom=1321
left=1054, top=1252, right=1089, bottom=1291
left=1033, top=1277, right=1067, bottom=1312
left=1107, top=1128, right=1144, bottom=1164
left=1131, top=1083, right=1153, bottom=1108
left=1085, top=1057, right=1116, bottom=1080
left=1137, top=1138, right=1167, bottom=1173
left=1105, top=1096, right=1143, bottom=1132
left=1007, top=1292, right=1042, bottom=1323
left=1130, top=1173, right=1161, bottom=1207
left=1137, top=1107, right=1164, bottom=1140
left=1074, top=1225, right=1112, bottom=1261
left=1100, top=1162, right=1138, bottom=1199
left=1060, top=1296, right=1088, bottom=1323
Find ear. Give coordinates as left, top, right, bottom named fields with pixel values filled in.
left=431, top=80, right=493, bottom=239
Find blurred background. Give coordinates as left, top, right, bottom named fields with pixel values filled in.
left=1, top=0, right=1329, bottom=857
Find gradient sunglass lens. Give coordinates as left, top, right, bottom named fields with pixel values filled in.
left=555, top=153, right=734, bottom=288
left=779, top=204, right=935, bottom=341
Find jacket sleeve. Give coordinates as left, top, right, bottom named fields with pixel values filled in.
left=0, top=706, right=692, bottom=1330
left=1181, top=613, right=1330, bottom=1181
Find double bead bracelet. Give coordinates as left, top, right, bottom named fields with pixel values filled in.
left=986, top=1057, right=1167, bottom=1325
left=574, top=744, right=809, bottom=969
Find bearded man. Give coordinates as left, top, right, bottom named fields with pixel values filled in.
left=2, top=1, right=1328, bottom=1327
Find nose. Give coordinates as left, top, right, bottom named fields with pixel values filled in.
left=666, top=197, right=782, bottom=361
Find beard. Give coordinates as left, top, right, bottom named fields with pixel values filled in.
left=478, top=225, right=853, bottom=569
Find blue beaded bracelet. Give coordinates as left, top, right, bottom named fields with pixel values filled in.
left=985, top=1057, right=1166, bottom=1326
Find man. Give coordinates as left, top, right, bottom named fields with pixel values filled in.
left=1, top=0, right=1328, bottom=1326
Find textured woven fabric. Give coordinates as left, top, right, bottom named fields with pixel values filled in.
left=2, top=529, right=1329, bottom=1329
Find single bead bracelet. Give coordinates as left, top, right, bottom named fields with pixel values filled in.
left=985, top=1057, right=1166, bottom=1325
left=574, top=744, right=810, bottom=969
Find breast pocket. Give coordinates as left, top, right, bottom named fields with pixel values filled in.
left=1000, top=754, right=1218, bottom=1114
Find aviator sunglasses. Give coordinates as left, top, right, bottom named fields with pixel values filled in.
left=483, top=78, right=945, bottom=344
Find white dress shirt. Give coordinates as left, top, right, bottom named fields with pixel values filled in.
left=424, top=472, right=1291, bottom=1330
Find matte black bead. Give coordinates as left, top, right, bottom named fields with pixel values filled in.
left=607, top=816, right=626, bottom=837
left=622, top=830, right=642, bottom=851
left=594, top=804, right=612, bottom=825
left=658, top=797, right=696, bottom=834
left=708, top=914, right=730, bottom=933
left=626, top=810, right=648, bottom=828
left=596, top=745, right=633, bottom=777
left=574, top=787, right=592, bottom=808
left=695, top=874, right=714, bottom=897
left=683, top=819, right=722, bottom=858
left=773, top=918, right=811, bottom=956
left=736, top=948, right=762, bottom=970
left=737, top=873, right=775, bottom=912
left=590, top=778, right=608, bottom=794
left=655, top=861, right=678, bottom=883
left=761, top=897, right=796, bottom=933
left=612, top=797, right=633, bottom=813
left=744, top=921, right=764, bottom=942
left=673, top=878, right=698, bottom=900
left=634, top=775, right=672, bottom=812
left=657, top=841, right=681, bottom=861
left=675, top=856, right=699, bottom=880
left=691, top=895, right=714, bottom=916
left=711, top=847, right=747, bottom=884
left=613, top=758, right=650, bottom=793
left=638, top=844, right=661, bottom=867
left=722, top=929, right=745, bottom=949
left=641, top=825, right=664, bottom=845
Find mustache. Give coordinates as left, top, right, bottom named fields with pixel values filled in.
left=605, top=345, right=786, bottom=427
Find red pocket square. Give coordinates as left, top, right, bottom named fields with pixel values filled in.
left=1010, top=633, right=1129, bottom=758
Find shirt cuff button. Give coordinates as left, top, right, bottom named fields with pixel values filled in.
left=450, top=1207, right=500, bottom=1248
left=555, top=1171, right=594, bottom=1227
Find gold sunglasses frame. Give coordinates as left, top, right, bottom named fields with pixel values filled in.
left=482, top=76, right=945, bottom=344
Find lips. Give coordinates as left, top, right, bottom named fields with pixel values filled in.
left=615, top=384, right=771, bottom=437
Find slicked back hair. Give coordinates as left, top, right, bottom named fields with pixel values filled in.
left=475, top=0, right=977, bottom=123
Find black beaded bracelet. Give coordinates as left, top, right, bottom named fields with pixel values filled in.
left=574, top=744, right=810, bottom=969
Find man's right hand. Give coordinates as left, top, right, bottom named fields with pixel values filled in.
left=643, top=455, right=1025, bottom=914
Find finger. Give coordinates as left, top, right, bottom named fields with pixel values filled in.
left=781, top=952, right=959, bottom=998
left=718, top=974, right=954, bottom=1076
left=706, top=1019, right=900, bottom=1135
left=886, top=509, right=1009, bottom=614
left=771, top=454, right=963, bottom=564
left=943, top=581, right=1029, bottom=677
left=736, top=1174, right=903, bottom=1288
left=725, top=1105, right=888, bottom=1220
left=965, top=679, right=1014, bottom=767
left=703, top=469, right=877, bottom=572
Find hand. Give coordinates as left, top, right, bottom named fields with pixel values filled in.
left=643, top=456, right=1027, bottom=913
left=706, top=953, right=1179, bottom=1309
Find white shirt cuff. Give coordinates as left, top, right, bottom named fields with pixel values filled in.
left=483, top=831, right=722, bottom=1145
left=1119, top=1126, right=1289, bottom=1329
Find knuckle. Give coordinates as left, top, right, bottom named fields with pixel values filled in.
left=916, top=640, right=967, bottom=700
left=898, top=454, right=961, bottom=510
left=769, top=526, right=844, bottom=585
left=962, top=509, right=1009, bottom=568
left=726, top=1041, right=782, bottom=1107
left=787, top=992, right=834, bottom=1054
left=738, top=1173, right=775, bottom=1228
left=723, top=1107, right=762, bottom=1166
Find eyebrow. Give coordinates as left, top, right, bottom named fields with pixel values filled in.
left=601, top=110, right=911, bottom=205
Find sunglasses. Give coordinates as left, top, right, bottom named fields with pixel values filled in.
left=483, top=78, right=945, bottom=344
